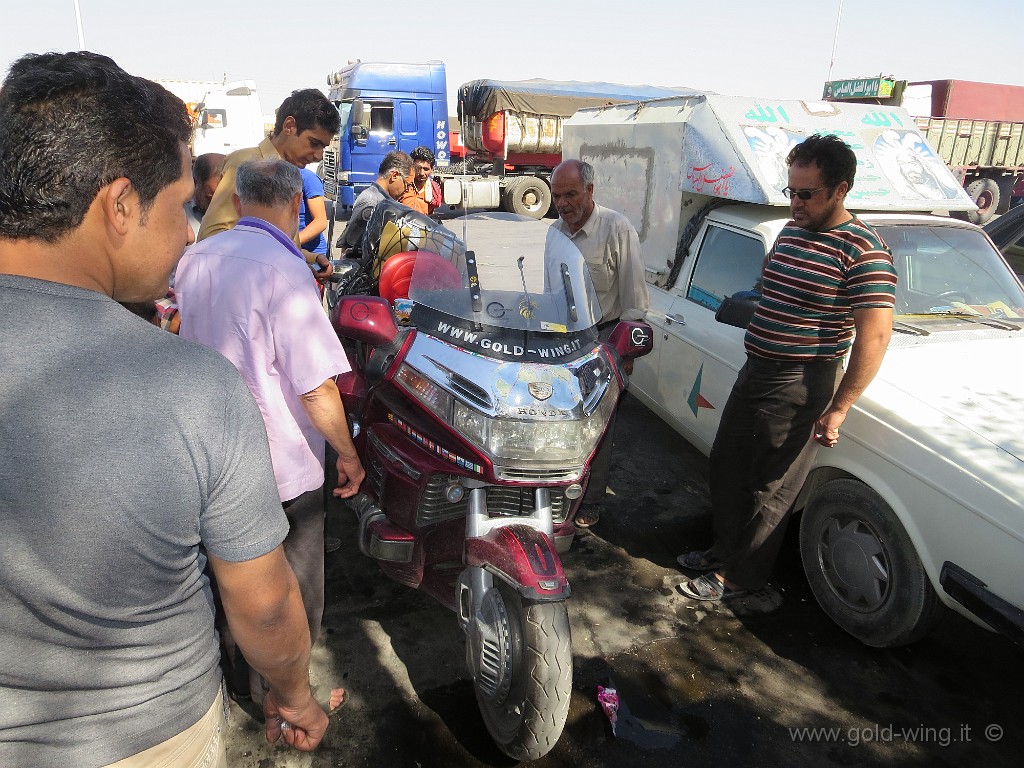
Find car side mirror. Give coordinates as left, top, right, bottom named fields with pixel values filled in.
left=607, top=320, right=654, bottom=360
left=715, top=294, right=760, bottom=329
left=332, top=296, right=398, bottom=346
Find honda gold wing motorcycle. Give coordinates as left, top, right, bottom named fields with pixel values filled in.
left=328, top=201, right=652, bottom=760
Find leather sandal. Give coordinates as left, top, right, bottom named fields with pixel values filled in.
left=676, top=574, right=747, bottom=602
left=676, top=549, right=722, bottom=572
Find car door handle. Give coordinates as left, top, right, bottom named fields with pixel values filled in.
left=666, top=312, right=686, bottom=326
left=388, top=138, right=397, bottom=146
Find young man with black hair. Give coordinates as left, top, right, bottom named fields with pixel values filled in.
left=400, top=145, right=444, bottom=215
left=0, top=52, right=333, bottom=764
left=198, top=89, right=340, bottom=278
left=676, top=134, right=897, bottom=602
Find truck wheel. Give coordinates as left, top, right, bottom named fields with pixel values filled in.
left=966, top=178, right=1000, bottom=224
left=472, top=581, right=572, bottom=760
left=799, top=479, right=943, bottom=648
left=502, top=177, right=552, bottom=219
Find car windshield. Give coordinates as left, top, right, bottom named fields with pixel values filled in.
left=876, top=224, right=1024, bottom=319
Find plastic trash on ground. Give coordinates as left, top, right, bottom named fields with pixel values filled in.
left=597, top=684, right=620, bottom=736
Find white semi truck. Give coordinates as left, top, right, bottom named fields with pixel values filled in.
left=157, top=79, right=265, bottom=157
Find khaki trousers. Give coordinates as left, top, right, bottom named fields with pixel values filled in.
left=103, top=689, right=228, bottom=768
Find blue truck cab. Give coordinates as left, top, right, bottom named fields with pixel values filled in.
left=323, top=60, right=449, bottom=207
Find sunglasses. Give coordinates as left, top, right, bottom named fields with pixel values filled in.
left=782, top=186, right=829, bottom=200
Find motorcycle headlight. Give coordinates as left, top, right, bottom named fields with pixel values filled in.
left=453, top=377, right=619, bottom=470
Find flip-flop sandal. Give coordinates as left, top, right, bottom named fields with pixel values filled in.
left=676, top=574, right=747, bottom=602
left=676, top=550, right=722, bottom=572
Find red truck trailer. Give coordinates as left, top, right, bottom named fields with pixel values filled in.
left=446, top=78, right=697, bottom=217
left=904, top=80, right=1024, bottom=222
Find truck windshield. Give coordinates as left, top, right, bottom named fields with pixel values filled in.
left=876, top=224, right=1024, bottom=319
left=335, top=101, right=352, bottom=130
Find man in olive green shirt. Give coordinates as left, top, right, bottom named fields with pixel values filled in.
left=198, top=89, right=340, bottom=273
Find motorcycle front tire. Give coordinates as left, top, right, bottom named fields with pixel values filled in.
left=475, top=581, right=572, bottom=761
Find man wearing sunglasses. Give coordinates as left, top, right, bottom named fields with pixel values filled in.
left=677, top=134, right=896, bottom=603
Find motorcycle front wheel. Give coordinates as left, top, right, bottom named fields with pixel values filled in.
left=472, top=580, right=572, bottom=761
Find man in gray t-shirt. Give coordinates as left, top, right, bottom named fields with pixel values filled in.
left=0, top=52, right=334, bottom=766
left=338, top=149, right=415, bottom=254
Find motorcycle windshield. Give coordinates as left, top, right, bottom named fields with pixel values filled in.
left=406, top=218, right=603, bottom=334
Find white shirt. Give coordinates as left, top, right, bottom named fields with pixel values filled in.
left=552, top=203, right=649, bottom=322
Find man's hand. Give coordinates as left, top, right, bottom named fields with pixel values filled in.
left=815, top=306, right=893, bottom=448
left=263, top=689, right=329, bottom=751
left=814, top=407, right=847, bottom=448
left=334, top=451, right=365, bottom=498
left=313, top=253, right=334, bottom=280
left=299, top=378, right=365, bottom=498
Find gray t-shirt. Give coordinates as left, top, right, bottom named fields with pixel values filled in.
left=0, top=276, right=289, bottom=767
left=340, top=181, right=388, bottom=250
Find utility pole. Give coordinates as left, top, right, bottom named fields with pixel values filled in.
left=827, top=0, right=845, bottom=83
left=73, top=0, right=86, bottom=50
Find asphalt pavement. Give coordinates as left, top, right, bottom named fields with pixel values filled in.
left=224, top=212, right=1022, bottom=767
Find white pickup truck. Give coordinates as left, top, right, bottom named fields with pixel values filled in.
left=565, top=95, right=1024, bottom=648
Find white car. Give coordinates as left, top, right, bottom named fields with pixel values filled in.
left=630, top=203, right=1024, bottom=647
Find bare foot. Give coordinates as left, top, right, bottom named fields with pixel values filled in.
left=326, top=687, right=346, bottom=713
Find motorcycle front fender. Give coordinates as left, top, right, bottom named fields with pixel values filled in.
left=465, top=524, right=570, bottom=602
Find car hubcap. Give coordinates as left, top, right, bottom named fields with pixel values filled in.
left=817, top=515, right=891, bottom=611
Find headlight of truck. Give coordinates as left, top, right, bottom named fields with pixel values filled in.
left=336, top=170, right=349, bottom=182
left=453, top=377, right=619, bottom=468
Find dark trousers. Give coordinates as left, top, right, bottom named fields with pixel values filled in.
left=583, top=320, right=621, bottom=506
left=242, top=486, right=326, bottom=704
left=583, top=409, right=616, bottom=505
left=710, top=355, right=842, bottom=590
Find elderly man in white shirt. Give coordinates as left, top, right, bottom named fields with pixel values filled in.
left=550, top=159, right=649, bottom=326
left=550, top=159, right=649, bottom=529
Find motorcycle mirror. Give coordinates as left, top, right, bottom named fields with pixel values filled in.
left=332, top=296, right=399, bottom=346
left=607, top=320, right=654, bottom=361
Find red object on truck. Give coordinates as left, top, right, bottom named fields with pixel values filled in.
left=910, top=80, right=1024, bottom=122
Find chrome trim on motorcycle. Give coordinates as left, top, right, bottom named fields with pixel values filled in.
left=406, top=334, right=605, bottom=420
left=415, top=477, right=569, bottom=527
left=368, top=429, right=422, bottom=480
left=465, top=484, right=553, bottom=540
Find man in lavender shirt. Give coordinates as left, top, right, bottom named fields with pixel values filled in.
left=176, top=159, right=365, bottom=709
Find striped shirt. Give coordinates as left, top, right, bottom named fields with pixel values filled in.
left=745, top=218, right=895, bottom=361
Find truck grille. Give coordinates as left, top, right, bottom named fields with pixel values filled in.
left=321, top=147, right=337, bottom=179
left=321, top=148, right=338, bottom=198
left=416, top=475, right=568, bottom=527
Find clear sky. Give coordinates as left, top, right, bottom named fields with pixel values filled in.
left=3, top=0, right=1023, bottom=116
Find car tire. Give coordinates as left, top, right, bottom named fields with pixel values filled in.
left=799, top=478, right=943, bottom=648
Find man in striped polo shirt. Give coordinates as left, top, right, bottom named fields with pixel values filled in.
left=677, top=133, right=897, bottom=602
